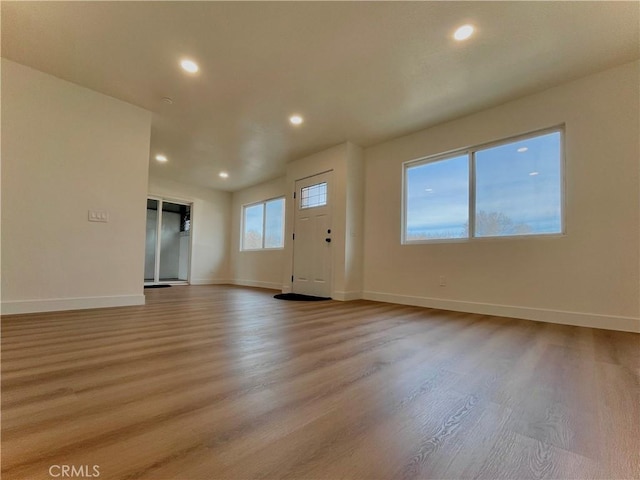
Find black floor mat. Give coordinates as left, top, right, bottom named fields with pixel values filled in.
left=274, top=293, right=331, bottom=301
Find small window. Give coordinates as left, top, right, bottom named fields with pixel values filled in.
left=242, top=197, right=285, bottom=250
left=300, top=182, right=327, bottom=209
left=404, top=128, right=563, bottom=243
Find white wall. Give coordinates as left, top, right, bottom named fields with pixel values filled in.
left=345, top=142, right=365, bottom=296
left=1, top=59, right=152, bottom=314
left=230, top=176, right=287, bottom=290
left=363, top=61, right=640, bottom=332
left=148, top=176, right=231, bottom=285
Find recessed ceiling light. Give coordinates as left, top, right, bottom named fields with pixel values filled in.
left=453, top=24, right=474, bottom=41
left=517, top=147, right=528, bottom=153
left=180, top=59, right=199, bottom=73
left=529, top=171, right=539, bottom=176
left=219, top=172, right=229, bottom=178
left=155, top=154, right=168, bottom=162
left=289, top=115, right=303, bottom=125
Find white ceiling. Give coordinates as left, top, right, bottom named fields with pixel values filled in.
left=2, top=1, right=638, bottom=191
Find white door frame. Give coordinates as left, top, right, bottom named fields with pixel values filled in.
left=291, top=170, right=333, bottom=297
left=145, top=196, right=194, bottom=286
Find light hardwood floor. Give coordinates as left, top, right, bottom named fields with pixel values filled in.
left=2, top=285, right=639, bottom=480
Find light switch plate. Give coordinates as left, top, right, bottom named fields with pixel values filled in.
left=88, top=210, right=109, bottom=222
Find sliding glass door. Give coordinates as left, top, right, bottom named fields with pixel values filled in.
left=144, top=197, right=192, bottom=285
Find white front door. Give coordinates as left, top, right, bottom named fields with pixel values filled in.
left=292, top=171, right=333, bottom=297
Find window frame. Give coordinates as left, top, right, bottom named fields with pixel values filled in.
left=241, top=196, right=286, bottom=251
left=402, top=125, right=566, bottom=244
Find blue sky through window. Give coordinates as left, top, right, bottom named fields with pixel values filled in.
left=475, top=132, right=562, bottom=236
left=264, top=198, right=284, bottom=248
left=405, top=130, right=562, bottom=240
left=406, top=154, right=468, bottom=239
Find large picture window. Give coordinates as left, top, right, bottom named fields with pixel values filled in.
left=242, top=197, right=285, bottom=250
left=404, top=128, right=563, bottom=242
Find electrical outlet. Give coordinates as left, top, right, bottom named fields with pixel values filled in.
left=88, top=210, right=109, bottom=223
left=439, top=276, right=446, bottom=287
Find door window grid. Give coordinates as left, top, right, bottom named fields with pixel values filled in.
left=300, top=182, right=327, bottom=209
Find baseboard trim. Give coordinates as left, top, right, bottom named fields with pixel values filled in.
left=190, top=278, right=231, bottom=285
left=362, top=291, right=640, bottom=333
left=1, top=294, right=145, bottom=315
left=232, top=279, right=281, bottom=290
left=332, top=290, right=362, bottom=301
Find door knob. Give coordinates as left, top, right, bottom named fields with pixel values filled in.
left=325, top=238, right=331, bottom=243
